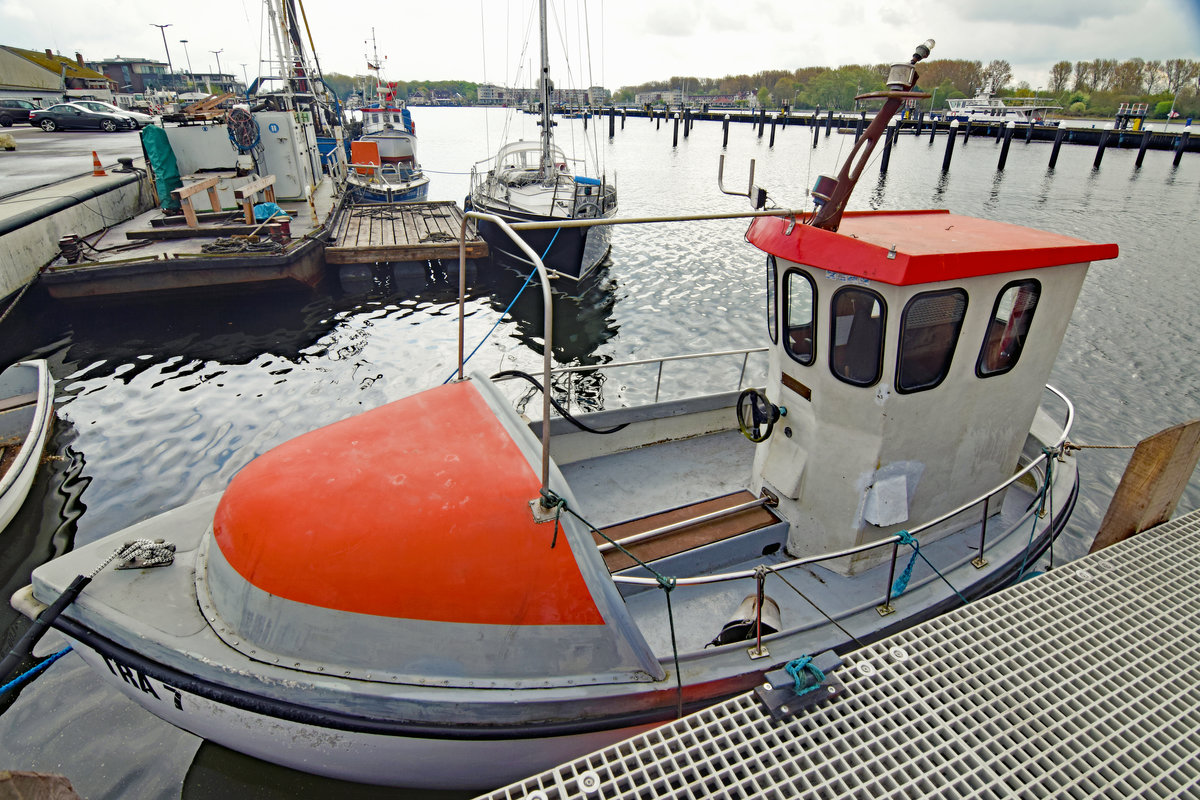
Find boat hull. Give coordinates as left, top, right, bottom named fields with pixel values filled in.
left=0, top=360, right=54, bottom=532
left=346, top=177, right=430, bottom=204
left=467, top=200, right=612, bottom=282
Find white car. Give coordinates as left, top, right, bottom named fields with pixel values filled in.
left=69, top=101, right=157, bottom=128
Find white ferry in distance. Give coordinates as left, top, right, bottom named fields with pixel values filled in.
left=943, top=87, right=1060, bottom=124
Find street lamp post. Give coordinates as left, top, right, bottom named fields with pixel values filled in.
left=150, top=23, right=173, bottom=90
left=210, top=49, right=224, bottom=91
left=240, top=63, right=249, bottom=93
left=179, top=39, right=195, bottom=92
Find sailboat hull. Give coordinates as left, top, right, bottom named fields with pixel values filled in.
left=467, top=199, right=613, bottom=282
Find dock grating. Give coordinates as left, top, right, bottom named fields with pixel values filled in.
left=477, top=510, right=1200, bottom=799
left=324, top=201, right=488, bottom=264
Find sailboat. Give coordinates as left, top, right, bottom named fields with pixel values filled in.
left=344, top=31, right=429, bottom=204
left=466, top=0, right=617, bottom=282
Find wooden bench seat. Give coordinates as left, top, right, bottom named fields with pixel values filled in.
left=171, top=176, right=222, bottom=228
left=233, top=174, right=278, bottom=224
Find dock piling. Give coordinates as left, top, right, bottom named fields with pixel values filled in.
left=769, top=115, right=776, bottom=147
left=672, top=113, right=679, bottom=146
left=942, top=120, right=958, bottom=171
left=1024, top=122, right=1034, bottom=143
left=929, top=117, right=937, bottom=144
left=915, top=111, right=923, bottom=138
left=621, top=110, right=625, bottom=130
left=609, top=107, right=615, bottom=139
left=811, top=118, right=819, bottom=149
left=1135, top=128, right=1152, bottom=167
left=1173, top=125, right=1191, bottom=168
left=962, top=120, right=972, bottom=144
left=998, top=121, right=1015, bottom=170
left=722, top=115, right=730, bottom=148
left=825, top=109, right=833, bottom=136
left=880, top=119, right=897, bottom=174
left=758, top=108, right=764, bottom=138
left=856, top=112, right=865, bottom=143
left=1049, top=123, right=1066, bottom=169
left=1093, top=122, right=1113, bottom=168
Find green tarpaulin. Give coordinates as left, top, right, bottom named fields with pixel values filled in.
left=141, top=125, right=181, bottom=211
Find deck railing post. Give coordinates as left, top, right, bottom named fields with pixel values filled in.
left=739, top=351, right=750, bottom=389
left=972, top=496, right=990, bottom=569
left=878, top=541, right=900, bottom=616
left=654, top=361, right=664, bottom=403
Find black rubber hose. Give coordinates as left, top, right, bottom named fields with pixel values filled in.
left=0, top=574, right=91, bottom=683
left=491, top=370, right=628, bottom=435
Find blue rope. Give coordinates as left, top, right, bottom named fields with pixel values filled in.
left=783, top=655, right=825, bottom=696
left=889, top=529, right=969, bottom=604
left=0, top=646, right=72, bottom=698
left=442, top=227, right=563, bottom=385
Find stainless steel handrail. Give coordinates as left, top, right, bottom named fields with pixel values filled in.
left=611, top=385, right=1074, bottom=587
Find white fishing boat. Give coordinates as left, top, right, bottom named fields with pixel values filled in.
left=13, top=41, right=1122, bottom=791
left=0, top=361, right=54, bottom=533
left=466, top=0, right=617, bottom=282
left=943, top=86, right=1060, bottom=124
left=343, top=32, right=429, bottom=204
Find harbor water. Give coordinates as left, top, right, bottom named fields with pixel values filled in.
left=1, top=107, right=1198, bottom=798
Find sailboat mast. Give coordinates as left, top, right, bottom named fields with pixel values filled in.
left=538, top=0, right=553, bottom=175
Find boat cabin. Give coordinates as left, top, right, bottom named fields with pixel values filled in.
left=745, top=209, right=1116, bottom=574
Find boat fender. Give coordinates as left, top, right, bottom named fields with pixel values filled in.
left=706, top=594, right=780, bottom=647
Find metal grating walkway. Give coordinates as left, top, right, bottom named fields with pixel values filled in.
left=477, top=510, right=1200, bottom=799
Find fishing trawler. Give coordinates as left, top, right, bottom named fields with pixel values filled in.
left=13, top=39, right=1119, bottom=790
left=466, top=0, right=616, bottom=282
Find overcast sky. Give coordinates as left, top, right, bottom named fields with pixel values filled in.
left=4, top=0, right=1199, bottom=92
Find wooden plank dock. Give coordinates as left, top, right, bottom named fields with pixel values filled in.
left=325, top=201, right=488, bottom=264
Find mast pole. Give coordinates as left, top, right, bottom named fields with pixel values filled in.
left=539, top=0, right=553, bottom=175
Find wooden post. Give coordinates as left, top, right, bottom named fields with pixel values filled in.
left=656, top=112, right=661, bottom=131
left=1093, top=123, right=1113, bottom=168
left=880, top=119, right=897, bottom=174
left=811, top=117, right=819, bottom=149
left=672, top=113, right=679, bottom=147
left=758, top=108, right=764, bottom=138
left=621, top=109, right=625, bottom=130
left=722, top=114, right=730, bottom=148
left=608, top=106, right=615, bottom=138
left=962, top=120, right=972, bottom=144
left=915, top=110, right=923, bottom=137
left=1173, top=125, right=1191, bottom=167
left=929, top=116, right=937, bottom=144
left=825, top=109, right=833, bottom=136
left=769, top=115, right=776, bottom=147
left=942, top=119, right=958, bottom=171
left=994, top=123, right=1003, bottom=143
left=1089, top=418, right=1200, bottom=553
left=1049, top=123, right=1067, bottom=169
left=997, top=121, right=1015, bottom=170
left=1135, top=128, right=1152, bottom=167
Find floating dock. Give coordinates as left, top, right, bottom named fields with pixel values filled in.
left=478, top=509, right=1200, bottom=799
left=324, top=201, right=488, bottom=264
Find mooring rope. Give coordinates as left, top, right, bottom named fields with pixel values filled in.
left=1063, top=440, right=1136, bottom=451
left=889, top=529, right=968, bottom=605
left=0, top=646, right=73, bottom=698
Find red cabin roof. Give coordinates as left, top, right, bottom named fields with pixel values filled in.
left=747, top=210, right=1118, bottom=285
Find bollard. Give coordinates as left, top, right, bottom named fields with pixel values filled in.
left=855, top=112, right=865, bottom=142
left=1135, top=128, right=1152, bottom=167
left=998, top=121, right=1016, bottom=170
left=1173, top=125, right=1190, bottom=167
left=825, top=109, right=833, bottom=136
left=1093, top=122, right=1113, bottom=168
left=915, top=111, right=924, bottom=137
left=942, top=119, right=958, bottom=171
left=722, top=114, right=730, bottom=148
left=1048, top=122, right=1066, bottom=169
left=962, top=120, right=972, bottom=144
left=769, top=115, right=776, bottom=147
left=609, top=107, right=615, bottom=138
left=673, top=113, right=679, bottom=147
left=621, top=110, right=625, bottom=130
left=685, top=108, right=692, bottom=138
left=880, top=119, right=897, bottom=174
left=812, top=118, right=819, bottom=149
left=758, top=108, right=765, bottom=138
left=656, top=112, right=661, bottom=131
left=929, top=116, right=937, bottom=144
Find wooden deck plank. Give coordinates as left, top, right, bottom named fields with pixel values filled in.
left=324, top=201, right=488, bottom=264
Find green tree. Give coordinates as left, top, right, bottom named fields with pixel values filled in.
left=1049, top=61, right=1071, bottom=93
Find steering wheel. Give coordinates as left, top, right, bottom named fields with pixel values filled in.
left=736, top=389, right=783, bottom=443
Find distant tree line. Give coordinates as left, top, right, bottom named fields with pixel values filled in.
left=321, top=73, right=480, bottom=104
left=615, top=57, right=1200, bottom=119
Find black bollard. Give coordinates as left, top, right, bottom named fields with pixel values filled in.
left=758, top=108, right=765, bottom=138
left=608, top=107, right=615, bottom=138
left=621, top=110, right=625, bottom=130
left=997, top=122, right=1015, bottom=170
left=963, top=120, right=972, bottom=144
left=656, top=112, right=661, bottom=131
left=812, top=118, right=819, bottom=149
left=942, top=120, right=958, bottom=171
left=1135, top=127, right=1152, bottom=167
left=929, top=116, right=937, bottom=144
left=1048, top=123, right=1067, bottom=169
left=855, top=112, right=865, bottom=142
left=825, top=109, right=833, bottom=136
left=769, top=115, right=776, bottom=147
left=880, top=120, right=897, bottom=174
left=683, top=109, right=690, bottom=139
left=673, top=113, right=679, bottom=147
left=1173, top=126, right=1191, bottom=167
left=722, top=114, right=730, bottom=148
left=1093, top=124, right=1112, bottom=168
left=915, top=111, right=924, bottom=137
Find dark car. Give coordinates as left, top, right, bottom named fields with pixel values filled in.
left=30, top=103, right=137, bottom=133
left=0, top=99, right=39, bottom=127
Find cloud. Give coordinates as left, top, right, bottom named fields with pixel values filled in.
left=0, top=0, right=34, bottom=20
left=951, top=0, right=1143, bottom=26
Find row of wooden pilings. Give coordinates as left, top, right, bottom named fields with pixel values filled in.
left=575, top=105, right=1194, bottom=171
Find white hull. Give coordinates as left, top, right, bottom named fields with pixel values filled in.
left=68, top=639, right=646, bottom=790
left=0, top=360, right=54, bottom=532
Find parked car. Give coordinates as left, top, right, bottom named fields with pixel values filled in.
left=0, top=99, right=39, bottom=127
left=71, top=100, right=157, bottom=128
left=29, top=103, right=137, bottom=133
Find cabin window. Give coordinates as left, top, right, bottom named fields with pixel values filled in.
left=784, top=269, right=816, bottom=366
left=830, top=287, right=885, bottom=386
left=766, top=256, right=778, bottom=344
left=896, top=290, right=968, bottom=393
left=977, top=280, right=1040, bottom=377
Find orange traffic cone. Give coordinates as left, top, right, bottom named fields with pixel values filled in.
left=91, top=151, right=105, bottom=177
